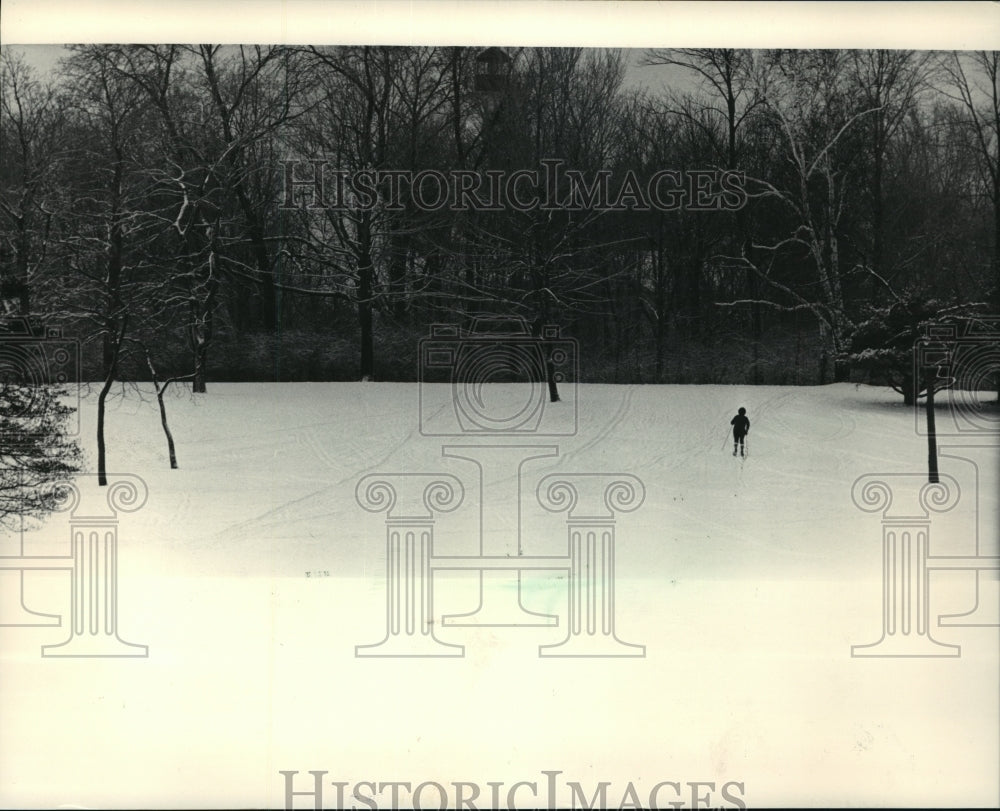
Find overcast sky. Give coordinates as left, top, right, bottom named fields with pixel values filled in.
left=3, top=43, right=689, bottom=96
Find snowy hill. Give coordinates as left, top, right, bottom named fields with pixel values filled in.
left=2, top=382, right=997, bottom=808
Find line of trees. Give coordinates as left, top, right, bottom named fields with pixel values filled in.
left=2, top=46, right=997, bottom=399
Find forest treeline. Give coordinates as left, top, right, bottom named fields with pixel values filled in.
left=2, top=46, right=998, bottom=391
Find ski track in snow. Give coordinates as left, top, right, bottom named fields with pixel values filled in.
left=214, top=403, right=451, bottom=541
left=35, top=381, right=998, bottom=580
left=557, top=384, right=637, bottom=467
left=5, top=381, right=998, bottom=809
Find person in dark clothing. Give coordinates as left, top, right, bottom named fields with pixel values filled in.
left=730, top=407, right=750, bottom=456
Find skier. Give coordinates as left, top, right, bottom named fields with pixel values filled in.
left=730, top=407, right=750, bottom=457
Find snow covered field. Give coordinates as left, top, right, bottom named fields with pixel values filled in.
left=2, top=381, right=998, bottom=808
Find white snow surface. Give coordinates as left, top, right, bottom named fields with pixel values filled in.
left=1, top=381, right=998, bottom=808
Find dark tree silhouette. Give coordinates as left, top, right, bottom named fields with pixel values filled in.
left=0, top=380, right=82, bottom=531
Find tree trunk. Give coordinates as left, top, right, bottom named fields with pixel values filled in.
left=872, top=138, right=884, bottom=283
left=546, top=359, right=560, bottom=403
left=357, top=214, right=375, bottom=380
left=926, top=383, right=939, bottom=484
left=902, top=371, right=916, bottom=406
left=817, top=322, right=829, bottom=384
left=157, top=385, right=179, bottom=469
left=97, top=379, right=110, bottom=487
left=189, top=285, right=208, bottom=393
left=14, top=235, right=31, bottom=314
left=192, top=340, right=208, bottom=394
left=654, top=241, right=667, bottom=383
left=191, top=266, right=217, bottom=394
left=147, top=352, right=180, bottom=469
left=96, top=318, right=126, bottom=487
left=388, top=227, right=408, bottom=322
left=834, top=355, right=850, bottom=383
left=751, top=265, right=762, bottom=385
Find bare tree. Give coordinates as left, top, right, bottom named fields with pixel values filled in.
left=47, top=46, right=159, bottom=485
left=0, top=52, right=64, bottom=316
left=847, top=49, right=933, bottom=284
left=0, top=380, right=82, bottom=531
left=721, top=51, right=880, bottom=383
left=104, top=45, right=223, bottom=393
left=289, top=45, right=454, bottom=379
left=937, top=51, right=1000, bottom=309
left=195, top=45, right=312, bottom=336
left=640, top=49, right=771, bottom=378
